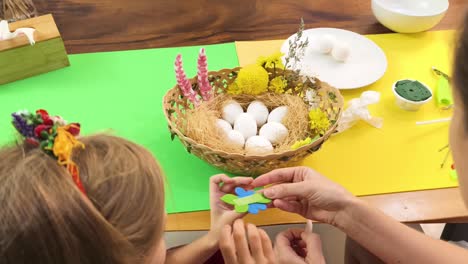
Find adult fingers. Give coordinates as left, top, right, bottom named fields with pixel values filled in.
left=220, top=177, right=254, bottom=193
left=263, top=182, right=310, bottom=200
left=273, top=199, right=303, bottom=215
left=219, top=225, right=237, bottom=264
left=252, top=167, right=300, bottom=187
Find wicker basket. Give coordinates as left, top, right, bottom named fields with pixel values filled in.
left=163, top=67, right=344, bottom=176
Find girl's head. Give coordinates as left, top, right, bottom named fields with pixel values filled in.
left=0, top=134, right=166, bottom=263
left=451, top=12, right=468, bottom=206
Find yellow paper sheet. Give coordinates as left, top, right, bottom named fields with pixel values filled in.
left=235, top=30, right=457, bottom=196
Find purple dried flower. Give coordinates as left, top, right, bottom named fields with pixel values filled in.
left=11, top=112, right=35, bottom=138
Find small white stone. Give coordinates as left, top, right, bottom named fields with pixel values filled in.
left=245, top=136, right=273, bottom=155
left=259, top=122, right=288, bottom=144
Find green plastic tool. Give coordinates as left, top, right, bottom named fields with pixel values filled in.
left=432, top=67, right=453, bottom=108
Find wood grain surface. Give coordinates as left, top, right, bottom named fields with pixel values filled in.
left=33, top=0, right=468, bottom=54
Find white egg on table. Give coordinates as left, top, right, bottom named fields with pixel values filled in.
left=216, top=119, right=232, bottom=135
left=259, top=122, right=288, bottom=144
left=317, top=34, right=336, bottom=54
left=268, top=106, right=288, bottom=123
left=331, top=42, right=350, bottom=62
left=234, top=113, right=258, bottom=139
left=245, top=136, right=273, bottom=155
left=226, top=130, right=245, bottom=149
left=247, top=101, right=269, bottom=126
left=222, top=100, right=244, bottom=125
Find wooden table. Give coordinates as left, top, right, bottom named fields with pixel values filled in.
left=34, top=0, right=468, bottom=230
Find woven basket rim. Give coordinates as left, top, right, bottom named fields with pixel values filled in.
left=162, top=67, right=343, bottom=159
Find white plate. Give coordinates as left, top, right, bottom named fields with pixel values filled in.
left=281, top=28, right=387, bottom=89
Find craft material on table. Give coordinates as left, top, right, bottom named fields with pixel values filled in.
left=432, top=67, right=453, bottom=108
left=0, top=15, right=69, bottom=85
left=236, top=29, right=457, bottom=197
left=393, top=79, right=433, bottom=111
left=337, top=91, right=383, bottom=133
left=0, top=42, right=239, bottom=214
left=280, top=28, right=387, bottom=89
left=221, top=187, right=271, bottom=214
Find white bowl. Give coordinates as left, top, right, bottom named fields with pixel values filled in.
left=372, top=0, right=449, bottom=33
left=393, top=79, right=433, bottom=111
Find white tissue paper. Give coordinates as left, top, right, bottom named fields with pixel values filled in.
left=336, top=91, right=383, bottom=133
left=0, top=20, right=36, bottom=45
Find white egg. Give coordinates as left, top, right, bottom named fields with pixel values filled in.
left=247, top=101, right=269, bottom=126
left=331, top=42, right=350, bottom=62
left=216, top=119, right=232, bottom=135
left=317, top=34, right=336, bottom=54
left=268, top=106, right=288, bottom=123
left=259, top=122, right=288, bottom=144
left=245, top=136, right=273, bottom=155
left=226, top=130, right=245, bottom=148
left=222, top=101, right=244, bottom=125
left=234, top=113, right=258, bottom=139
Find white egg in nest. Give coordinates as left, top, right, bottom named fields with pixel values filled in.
left=222, top=100, right=244, bottom=125
left=259, top=122, right=288, bottom=144
left=247, top=101, right=269, bottom=126
left=268, top=106, right=288, bottom=123
left=317, top=34, right=336, bottom=54
left=216, top=119, right=232, bottom=135
left=226, top=130, right=245, bottom=149
left=234, top=113, right=258, bottom=139
left=331, top=42, right=350, bottom=62
left=245, top=136, right=273, bottom=155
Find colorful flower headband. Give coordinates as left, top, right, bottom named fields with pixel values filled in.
left=11, top=109, right=86, bottom=195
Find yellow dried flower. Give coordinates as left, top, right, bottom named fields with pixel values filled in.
left=269, top=76, right=287, bottom=94
left=227, top=82, right=242, bottom=95
left=257, top=52, right=285, bottom=69
left=291, top=137, right=312, bottom=150
left=231, top=64, right=269, bottom=95
left=309, top=109, right=330, bottom=134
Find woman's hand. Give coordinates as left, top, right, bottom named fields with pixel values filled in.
left=208, top=174, right=253, bottom=241
left=220, top=220, right=276, bottom=264
left=274, top=222, right=325, bottom=264
left=252, top=166, right=357, bottom=226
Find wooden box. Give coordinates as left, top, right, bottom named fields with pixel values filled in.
left=0, top=14, right=69, bottom=85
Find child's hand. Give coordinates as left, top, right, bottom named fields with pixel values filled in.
left=220, top=219, right=276, bottom=264
left=209, top=174, right=253, bottom=242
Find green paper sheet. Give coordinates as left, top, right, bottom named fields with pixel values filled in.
left=0, top=43, right=240, bottom=214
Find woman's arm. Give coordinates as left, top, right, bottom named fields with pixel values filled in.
left=338, top=199, right=468, bottom=264
left=252, top=167, right=468, bottom=264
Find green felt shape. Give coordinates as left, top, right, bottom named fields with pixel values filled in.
left=395, top=80, right=432, bottom=102
left=0, top=43, right=240, bottom=214
left=436, top=77, right=453, bottom=107
left=221, top=194, right=238, bottom=205
left=234, top=204, right=249, bottom=213
left=233, top=193, right=271, bottom=206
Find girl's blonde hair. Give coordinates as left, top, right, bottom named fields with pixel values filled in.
left=0, top=134, right=165, bottom=263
